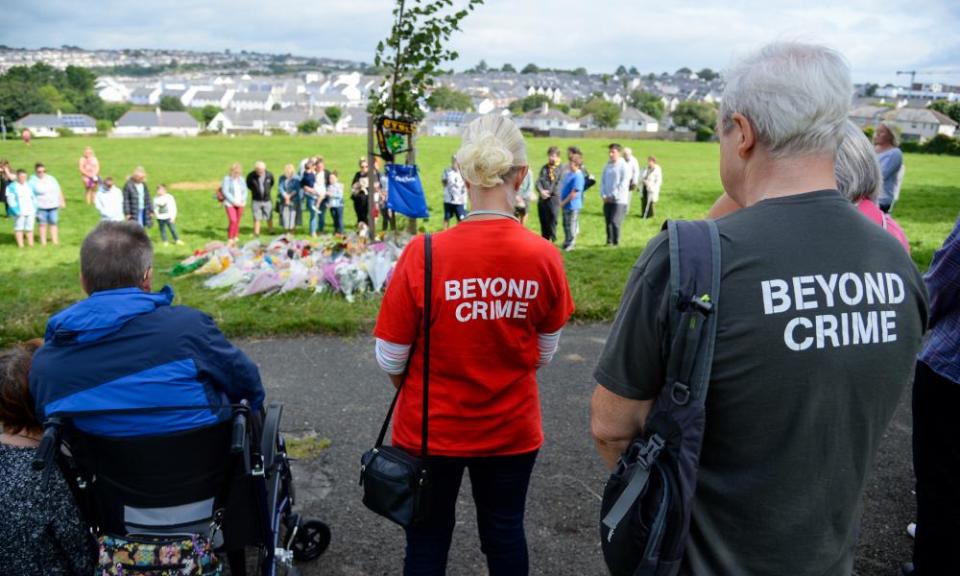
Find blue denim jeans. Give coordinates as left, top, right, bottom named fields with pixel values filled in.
left=309, top=202, right=328, bottom=235
left=403, top=450, right=538, bottom=576
left=329, top=207, right=344, bottom=234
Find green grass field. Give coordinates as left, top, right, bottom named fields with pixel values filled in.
left=1, top=134, right=958, bottom=345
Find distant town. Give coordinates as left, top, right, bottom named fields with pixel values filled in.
left=2, top=46, right=958, bottom=144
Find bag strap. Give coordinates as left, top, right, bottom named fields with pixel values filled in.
left=663, top=219, right=722, bottom=406
left=373, top=233, right=432, bottom=453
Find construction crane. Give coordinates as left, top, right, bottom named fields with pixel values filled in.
left=897, top=70, right=917, bottom=86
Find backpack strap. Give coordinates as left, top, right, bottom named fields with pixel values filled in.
left=663, top=219, right=722, bottom=406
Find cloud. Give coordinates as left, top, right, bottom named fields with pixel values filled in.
left=2, top=0, right=958, bottom=85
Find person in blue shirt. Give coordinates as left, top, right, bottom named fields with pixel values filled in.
left=559, top=149, right=585, bottom=251
left=30, top=221, right=264, bottom=438
left=873, top=122, right=903, bottom=213
left=905, top=214, right=960, bottom=576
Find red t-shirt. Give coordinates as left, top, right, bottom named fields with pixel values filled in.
left=374, top=219, right=575, bottom=457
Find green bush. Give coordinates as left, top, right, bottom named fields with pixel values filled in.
left=901, top=141, right=921, bottom=153
left=55, top=127, right=74, bottom=137
left=95, top=119, right=113, bottom=134
left=921, top=134, right=960, bottom=155
left=297, top=119, right=320, bottom=134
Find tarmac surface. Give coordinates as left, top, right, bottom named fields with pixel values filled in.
left=242, top=323, right=916, bottom=575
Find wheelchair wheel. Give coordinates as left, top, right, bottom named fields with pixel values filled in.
left=291, top=519, right=330, bottom=562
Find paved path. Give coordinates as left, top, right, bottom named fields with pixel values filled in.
left=241, top=324, right=915, bottom=575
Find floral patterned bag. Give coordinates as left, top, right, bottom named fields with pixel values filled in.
left=97, top=534, right=222, bottom=576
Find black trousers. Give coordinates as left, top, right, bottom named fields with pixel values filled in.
left=352, top=194, right=369, bottom=226
left=912, top=360, right=960, bottom=573
left=603, top=203, right=627, bottom=245
left=538, top=197, right=560, bottom=242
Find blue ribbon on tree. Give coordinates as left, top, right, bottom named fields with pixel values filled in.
left=386, top=164, right=429, bottom=219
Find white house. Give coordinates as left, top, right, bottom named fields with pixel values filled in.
left=96, top=78, right=130, bottom=103
left=422, top=111, right=482, bottom=136
left=515, top=104, right=580, bottom=132
left=882, top=107, right=958, bottom=141
left=848, top=105, right=888, bottom=129
left=190, top=89, right=234, bottom=109
left=615, top=107, right=659, bottom=132
left=113, top=110, right=200, bottom=137
left=130, top=86, right=161, bottom=106
left=208, top=109, right=319, bottom=135
left=230, top=91, right=274, bottom=111
left=15, top=113, right=97, bottom=137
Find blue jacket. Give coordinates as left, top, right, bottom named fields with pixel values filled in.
left=30, top=286, right=265, bottom=437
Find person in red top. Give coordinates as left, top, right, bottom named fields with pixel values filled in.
left=374, top=114, right=575, bottom=575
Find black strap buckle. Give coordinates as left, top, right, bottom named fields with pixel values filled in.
left=636, top=434, right=665, bottom=468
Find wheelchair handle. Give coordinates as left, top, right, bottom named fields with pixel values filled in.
left=32, top=417, right=62, bottom=472
left=230, top=401, right=249, bottom=454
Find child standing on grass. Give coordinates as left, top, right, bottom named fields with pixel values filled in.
left=152, top=185, right=182, bottom=245
left=94, top=177, right=124, bottom=222
left=5, top=169, right=36, bottom=248
left=327, top=171, right=345, bottom=234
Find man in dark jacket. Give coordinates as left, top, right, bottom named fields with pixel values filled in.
left=246, top=161, right=275, bottom=237
left=536, top=146, right=562, bottom=242
left=30, top=221, right=264, bottom=437
left=122, top=166, right=152, bottom=227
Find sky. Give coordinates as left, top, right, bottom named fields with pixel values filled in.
left=2, top=0, right=959, bottom=86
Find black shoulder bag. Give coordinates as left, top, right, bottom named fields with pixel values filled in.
left=359, top=233, right=432, bottom=527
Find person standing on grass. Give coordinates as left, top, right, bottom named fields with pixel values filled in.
left=94, top=176, right=124, bottom=222
left=29, top=162, right=65, bottom=246
left=222, top=163, right=247, bottom=246
left=513, top=168, right=536, bottom=226
left=326, top=171, right=346, bottom=234
left=559, top=150, right=584, bottom=251
left=442, top=156, right=467, bottom=229
left=6, top=169, right=36, bottom=248
left=152, top=185, right=182, bottom=246
left=78, top=146, right=100, bottom=205
left=122, top=166, right=152, bottom=228
left=600, top=143, right=631, bottom=246
left=874, top=122, right=904, bottom=213
left=374, top=114, right=574, bottom=576
left=591, top=42, right=927, bottom=576
left=536, top=146, right=563, bottom=242
left=278, top=164, right=301, bottom=234
left=639, top=155, right=662, bottom=218
left=351, top=157, right=378, bottom=229
left=1, top=160, right=14, bottom=218
left=905, top=213, right=960, bottom=576
left=246, top=161, right=275, bottom=238
left=310, top=157, right=332, bottom=235
left=623, top=147, right=641, bottom=197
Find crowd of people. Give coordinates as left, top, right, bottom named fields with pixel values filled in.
left=0, top=40, right=952, bottom=576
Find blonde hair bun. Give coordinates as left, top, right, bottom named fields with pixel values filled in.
left=455, top=115, right=527, bottom=188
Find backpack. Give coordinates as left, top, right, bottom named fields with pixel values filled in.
left=599, top=219, right=722, bottom=576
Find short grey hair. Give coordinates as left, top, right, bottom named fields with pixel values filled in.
left=835, top=120, right=882, bottom=203
left=720, top=42, right=852, bottom=158
left=80, top=221, right=153, bottom=294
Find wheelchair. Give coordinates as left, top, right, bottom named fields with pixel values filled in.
left=33, top=400, right=330, bottom=576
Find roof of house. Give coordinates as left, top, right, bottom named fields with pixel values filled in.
left=619, top=107, right=657, bottom=123
left=16, top=114, right=97, bottom=129
left=218, top=109, right=313, bottom=125
left=130, top=87, right=157, bottom=98
left=115, top=110, right=199, bottom=128
left=192, top=89, right=227, bottom=101
left=232, top=91, right=272, bottom=103
left=521, top=108, right=574, bottom=122
left=884, top=107, right=959, bottom=126
left=849, top=105, right=889, bottom=119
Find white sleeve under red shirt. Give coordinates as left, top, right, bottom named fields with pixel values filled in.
left=374, top=221, right=575, bottom=457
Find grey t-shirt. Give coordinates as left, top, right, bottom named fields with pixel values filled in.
left=594, top=190, right=928, bottom=576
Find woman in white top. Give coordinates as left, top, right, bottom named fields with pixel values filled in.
left=640, top=155, right=663, bottom=219
left=222, top=163, right=247, bottom=245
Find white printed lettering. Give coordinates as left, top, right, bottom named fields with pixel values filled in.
left=793, top=276, right=818, bottom=311
left=815, top=274, right=838, bottom=308
left=445, top=280, right=461, bottom=301
left=838, top=273, right=864, bottom=306
left=785, top=317, right=814, bottom=351
left=853, top=311, right=879, bottom=344
left=490, top=278, right=507, bottom=298
left=762, top=279, right=791, bottom=315
left=887, top=273, right=905, bottom=304
left=455, top=302, right=471, bottom=322
left=816, top=315, right=840, bottom=348
left=524, top=281, right=540, bottom=300
left=515, top=300, right=529, bottom=319
left=864, top=273, right=886, bottom=305
left=462, top=278, right=477, bottom=299
left=881, top=310, right=897, bottom=342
